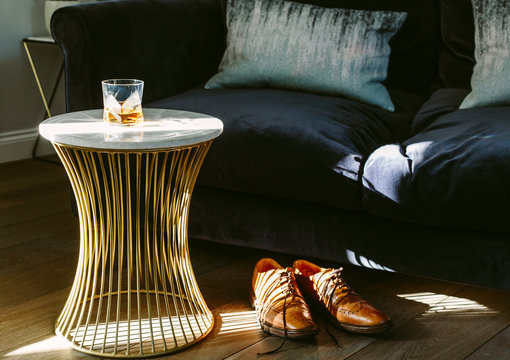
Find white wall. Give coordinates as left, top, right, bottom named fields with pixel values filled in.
left=0, top=0, right=68, bottom=163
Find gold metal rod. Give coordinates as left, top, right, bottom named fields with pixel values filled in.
left=181, top=143, right=212, bottom=328
left=125, top=153, right=132, bottom=355
left=165, top=150, right=188, bottom=344
left=111, top=153, right=123, bottom=354
left=86, top=151, right=106, bottom=352
left=186, top=143, right=213, bottom=320
left=161, top=151, right=181, bottom=348
left=61, top=150, right=90, bottom=335
left=135, top=153, right=143, bottom=354
left=54, top=146, right=83, bottom=324
left=80, top=152, right=97, bottom=348
left=176, top=147, right=202, bottom=335
left=191, top=144, right=214, bottom=326
left=175, top=149, right=199, bottom=339
left=83, top=289, right=188, bottom=301
left=143, top=153, right=156, bottom=353
left=23, top=41, right=52, bottom=117
left=151, top=154, right=168, bottom=351
left=97, top=152, right=114, bottom=353
left=67, top=149, right=96, bottom=341
left=81, top=151, right=103, bottom=349
left=157, top=153, right=177, bottom=348
left=170, top=150, right=192, bottom=342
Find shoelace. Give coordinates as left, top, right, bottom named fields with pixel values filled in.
left=257, top=269, right=299, bottom=356
left=319, top=267, right=352, bottom=348
left=319, top=267, right=352, bottom=312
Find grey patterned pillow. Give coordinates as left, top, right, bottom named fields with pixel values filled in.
left=205, top=0, right=407, bottom=112
left=461, top=0, right=510, bottom=109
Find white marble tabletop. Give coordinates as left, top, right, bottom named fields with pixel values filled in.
left=39, top=109, right=223, bottom=150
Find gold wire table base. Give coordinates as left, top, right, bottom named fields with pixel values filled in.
left=53, top=142, right=214, bottom=358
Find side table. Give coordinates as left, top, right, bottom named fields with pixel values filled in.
left=23, top=36, right=64, bottom=162
left=39, top=109, right=223, bottom=358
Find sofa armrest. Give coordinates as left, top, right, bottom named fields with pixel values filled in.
left=52, top=0, right=225, bottom=112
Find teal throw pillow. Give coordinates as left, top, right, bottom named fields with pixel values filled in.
left=461, top=0, right=510, bottom=109
left=205, top=0, right=407, bottom=112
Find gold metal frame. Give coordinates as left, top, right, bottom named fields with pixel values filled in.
left=53, top=141, right=214, bottom=358
left=23, top=38, right=64, bottom=162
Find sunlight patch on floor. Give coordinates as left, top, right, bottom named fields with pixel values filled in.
left=218, top=311, right=261, bottom=335
left=5, top=315, right=210, bottom=357
left=397, top=292, right=498, bottom=318
left=5, top=312, right=261, bottom=356
left=5, top=336, right=71, bottom=357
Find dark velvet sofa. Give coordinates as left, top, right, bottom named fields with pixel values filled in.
left=51, top=0, right=510, bottom=290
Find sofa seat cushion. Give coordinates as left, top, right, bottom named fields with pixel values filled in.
left=148, top=87, right=424, bottom=210
left=362, top=90, right=510, bottom=231
left=411, top=88, right=470, bottom=134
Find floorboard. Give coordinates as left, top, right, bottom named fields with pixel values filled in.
left=0, top=211, right=77, bottom=250
left=466, top=325, right=510, bottom=360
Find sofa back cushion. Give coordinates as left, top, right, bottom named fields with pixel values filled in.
left=460, top=0, right=510, bottom=109
left=437, top=0, right=475, bottom=89
left=219, top=0, right=442, bottom=95
left=286, top=0, right=441, bottom=95
left=206, top=0, right=407, bottom=111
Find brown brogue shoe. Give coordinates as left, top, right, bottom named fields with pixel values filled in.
left=293, top=259, right=392, bottom=334
left=251, top=258, right=320, bottom=339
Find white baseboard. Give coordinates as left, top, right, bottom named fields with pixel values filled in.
left=0, top=128, right=55, bottom=164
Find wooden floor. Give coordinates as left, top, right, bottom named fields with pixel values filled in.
left=1, top=158, right=510, bottom=360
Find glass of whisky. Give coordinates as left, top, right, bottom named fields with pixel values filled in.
left=102, top=79, right=144, bottom=125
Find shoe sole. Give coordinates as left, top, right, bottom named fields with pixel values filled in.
left=249, top=291, right=320, bottom=339
left=332, top=316, right=393, bottom=334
